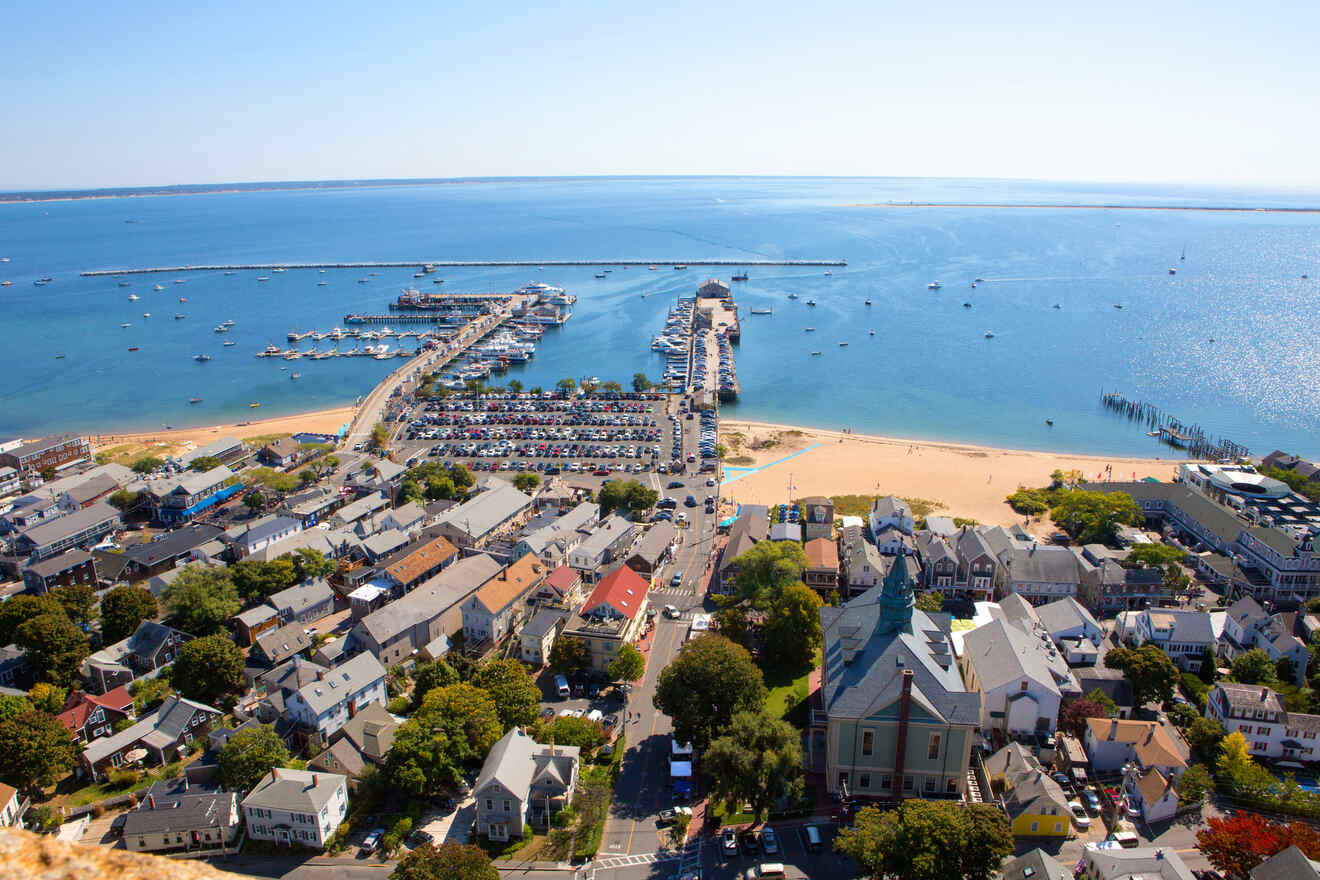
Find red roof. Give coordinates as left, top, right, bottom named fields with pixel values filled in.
left=56, top=686, right=133, bottom=733
left=584, top=566, right=650, bottom=620
left=543, top=565, right=582, bottom=596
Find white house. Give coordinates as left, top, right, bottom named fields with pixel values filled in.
left=284, top=653, right=388, bottom=740
left=567, top=515, right=636, bottom=580
left=1204, top=682, right=1320, bottom=761
left=1082, top=718, right=1187, bottom=780
left=959, top=617, right=1079, bottom=737
left=1132, top=608, right=1215, bottom=672
left=1220, top=596, right=1310, bottom=685
left=868, top=495, right=913, bottom=538
left=474, top=728, right=580, bottom=840
left=1124, top=767, right=1179, bottom=824
left=242, top=768, right=348, bottom=848
left=999, top=545, right=1082, bottom=605
left=460, top=554, right=545, bottom=647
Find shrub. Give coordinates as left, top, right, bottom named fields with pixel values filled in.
left=387, top=695, right=411, bottom=715
left=107, top=767, right=141, bottom=788
left=90, top=802, right=105, bottom=819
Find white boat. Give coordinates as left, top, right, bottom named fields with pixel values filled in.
left=193, top=354, right=211, bottom=362
left=120, top=322, right=131, bottom=328
left=839, top=341, right=848, bottom=346
left=154, top=284, right=164, bottom=291
left=257, top=276, right=270, bottom=282
left=317, top=281, right=327, bottom=286
left=174, top=279, right=185, bottom=284
left=118, top=281, right=131, bottom=287
left=174, top=313, right=185, bottom=319
left=806, top=299, right=816, bottom=306
left=291, top=372, right=301, bottom=380
left=127, top=293, right=140, bottom=301
left=214, top=325, right=229, bottom=333
left=984, top=331, right=995, bottom=338
left=787, top=292, right=799, bottom=299
left=928, top=280, right=942, bottom=290
left=869, top=329, right=875, bottom=335
left=223, top=341, right=236, bottom=347
left=749, top=308, right=772, bottom=315
left=824, top=270, right=832, bottom=276
left=142, top=312, right=150, bottom=318
left=273, top=268, right=286, bottom=273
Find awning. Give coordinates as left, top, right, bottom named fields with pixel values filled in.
left=161, top=482, right=242, bottom=521
left=670, top=760, right=692, bottom=778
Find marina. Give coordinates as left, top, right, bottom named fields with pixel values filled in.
left=649, top=278, right=741, bottom=402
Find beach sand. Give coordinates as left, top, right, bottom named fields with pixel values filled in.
left=719, top=419, right=1183, bottom=529
left=89, top=405, right=357, bottom=460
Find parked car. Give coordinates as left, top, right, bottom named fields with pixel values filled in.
left=670, top=571, right=684, bottom=587
left=740, top=829, right=760, bottom=855
left=667, top=480, right=685, bottom=489
left=1069, top=801, right=1091, bottom=830
left=361, top=827, right=386, bottom=853
left=684, top=495, right=697, bottom=507
left=761, top=826, right=780, bottom=855
left=1083, top=790, right=1101, bottom=814
left=722, top=828, right=739, bottom=856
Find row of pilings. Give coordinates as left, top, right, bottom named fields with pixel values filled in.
left=1099, top=391, right=1249, bottom=462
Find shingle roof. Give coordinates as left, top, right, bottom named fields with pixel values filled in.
left=720, top=510, right=768, bottom=572
left=804, top=537, right=839, bottom=570
left=523, top=608, right=567, bottom=639
left=1142, top=608, right=1214, bottom=644
left=962, top=618, right=1071, bottom=697
left=1214, top=682, right=1286, bottom=716
left=18, top=502, right=119, bottom=548
left=1251, top=845, right=1320, bottom=880
left=243, top=768, right=345, bottom=812
left=542, top=565, right=581, bottom=597
left=120, top=790, right=235, bottom=836
left=121, top=524, right=224, bottom=568
left=434, top=482, right=532, bottom=539
left=268, top=579, right=333, bottom=617
left=471, top=553, right=544, bottom=616
left=628, top=521, right=676, bottom=566
left=383, top=535, right=458, bottom=585
left=357, top=553, right=501, bottom=645
left=870, top=496, right=910, bottom=519
left=1000, top=849, right=1070, bottom=880
left=24, top=547, right=93, bottom=577
left=1003, top=768, right=1070, bottom=821
left=1084, top=717, right=1186, bottom=769
left=1002, top=545, right=1080, bottom=584
left=308, top=738, right=366, bottom=778
left=340, top=701, right=397, bottom=760
left=1034, top=596, right=1102, bottom=638
left=82, top=695, right=220, bottom=765
left=294, top=652, right=385, bottom=716
left=583, top=565, right=649, bottom=620
left=253, top=622, right=312, bottom=665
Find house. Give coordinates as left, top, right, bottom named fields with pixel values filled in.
left=800, top=495, right=835, bottom=540
left=960, top=616, right=1079, bottom=738
left=56, top=473, right=119, bottom=512
left=332, top=492, right=390, bottom=528
left=377, top=534, right=459, bottom=594
left=1082, top=717, right=1187, bottom=779
left=252, top=622, right=314, bottom=668
left=917, top=531, right=958, bottom=595
left=229, top=516, right=305, bottom=559
left=1000, top=545, right=1082, bottom=605
left=1132, top=608, right=1215, bottom=672
left=259, top=437, right=304, bottom=469
left=1204, top=682, right=1320, bottom=761
left=1221, top=596, right=1310, bottom=685
left=361, top=528, right=410, bottom=562
left=284, top=652, right=388, bottom=742
left=461, top=553, right=546, bottom=648
left=0, top=646, right=31, bottom=692
left=345, top=458, right=406, bottom=500
left=242, top=767, right=348, bottom=848
left=474, top=727, right=580, bottom=840
left=1251, top=846, right=1320, bottom=880
left=146, top=467, right=242, bottom=525
left=625, top=521, right=677, bottom=580
left=1001, top=765, right=1072, bottom=838
left=119, top=524, right=226, bottom=580
left=1030, top=596, right=1106, bottom=666
left=56, top=686, right=135, bottom=745
left=234, top=605, right=280, bottom=646
left=1079, top=845, right=1196, bottom=880
left=560, top=565, right=651, bottom=673
left=339, top=701, right=397, bottom=765
left=520, top=609, right=567, bottom=667
left=1124, top=766, right=1179, bottom=824
left=250, top=659, right=326, bottom=728
left=432, top=481, right=534, bottom=549
left=307, top=738, right=366, bottom=783
left=21, top=548, right=97, bottom=594
left=535, top=565, right=585, bottom=607
left=769, top=522, right=801, bottom=543
left=953, top=527, right=1000, bottom=603
left=121, top=779, right=241, bottom=854
left=842, top=532, right=886, bottom=595
left=178, top=436, right=245, bottom=469
left=269, top=579, right=335, bottom=625
left=0, top=783, right=25, bottom=828
left=814, top=551, right=979, bottom=799
left=1000, top=849, right=1070, bottom=880
left=81, top=695, right=222, bottom=780
left=1076, top=546, right=1168, bottom=612
left=874, top=524, right=915, bottom=557
left=0, top=434, right=91, bottom=481
left=869, top=495, right=914, bottom=537
left=712, top=507, right=768, bottom=593
left=281, top=487, right=344, bottom=528
left=381, top=502, right=427, bottom=536
left=803, top=537, right=840, bottom=595
left=83, top=621, right=193, bottom=694
left=514, top=502, right=600, bottom=567
left=349, top=553, right=501, bottom=665
left=568, top=515, right=637, bottom=581
left=14, top=501, right=120, bottom=561
left=0, top=467, right=20, bottom=497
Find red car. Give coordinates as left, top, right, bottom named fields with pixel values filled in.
left=593, top=467, right=611, bottom=476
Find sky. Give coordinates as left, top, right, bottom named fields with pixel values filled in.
left=3, top=0, right=1319, bottom=189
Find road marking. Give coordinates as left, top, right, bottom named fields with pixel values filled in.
left=721, top=443, right=825, bottom=484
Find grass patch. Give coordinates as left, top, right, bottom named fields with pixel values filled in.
left=726, top=455, right=755, bottom=466
left=93, top=440, right=189, bottom=467
left=711, top=800, right=756, bottom=827
left=240, top=432, right=293, bottom=447
left=56, top=753, right=197, bottom=808
left=473, top=832, right=536, bottom=860
left=761, top=649, right=820, bottom=724
left=812, top=494, right=875, bottom=518
left=901, top=496, right=947, bottom=517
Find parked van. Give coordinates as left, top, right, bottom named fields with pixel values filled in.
left=1110, top=830, right=1140, bottom=848
left=748, top=864, right=785, bottom=879
left=554, top=674, right=570, bottom=698
left=803, top=823, right=822, bottom=852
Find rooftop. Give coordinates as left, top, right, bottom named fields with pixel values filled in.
left=242, top=767, right=345, bottom=813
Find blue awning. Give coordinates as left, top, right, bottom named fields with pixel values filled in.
left=161, top=482, right=242, bottom=521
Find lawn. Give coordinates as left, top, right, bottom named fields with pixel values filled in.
left=762, top=648, right=820, bottom=724
left=710, top=800, right=756, bottom=826
left=56, top=753, right=199, bottom=808
left=473, top=832, right=538, bottom=860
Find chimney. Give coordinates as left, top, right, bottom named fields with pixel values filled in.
left=1261, top=688, right=1268, bottom=702
left=312, top=773, right=319, bottom=787
left=549, top=737, right=555, bottom=757
left=316, top=670, right=325, bottom=681
left=1109, top=719, right=1118, bottom=741
left=271, top=767, right=278, bottom=781
left=148, top=795, right=155, bottom=809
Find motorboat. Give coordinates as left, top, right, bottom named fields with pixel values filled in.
left=839, top=341, right=848, bottom=346
left=223, top=341, right=236, bottom=347
left=963, top=302, right=972, bottom=308
left=121, top=322, right=131, bottom=328
left=1168, top=268, right=1176, bottom=275
left=174, top=278, right=185, bottom=284
left=174, top=313, right=186, bottom=320
left=864, top=298, right=871, bottom=306
left=127, top=293, right=140, bottom=301
left=811, top=351, right=821, bottom=356
left=804, top=327, right=816, bottom=332
left=291, top=372, right=301, bottom=380
left=127, top=346, right=139, bottom=351
left=257, top=276, right=270, bottom=282
left=806, top=299, right=816, bottom=306
left=214, top=325, right=229, bottom=333
left=142, top=312, right=150, bottom=318
left=928, top=280, right=942, bottom=290
left=869, top=328, right=875, bottom=335
left=984, top=331, right=995, bottom=338
left=154, top=284, right=164, bottom=291
left=189, top=398, right=203, bottom=404
left=787, top=292, right=799, bottom=299
left=193, top=354, right=211, bottom=362
left=750, top=308, right=772, bottom=315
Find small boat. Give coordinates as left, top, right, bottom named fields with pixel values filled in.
left=214, top=325, right=229, bottom=333
left=648, top=265, right=657, bottom=270
left=1168, top=268, right=1176, bottom=275
left=127, top=346, right=139, bottom=351
left=1113, top=304, right=1124, bottom=309
left=787, top=292, right=799, bottom=299
left=223, top=341, right=236, bottom=347
left=811, top=351, right=821, bottom=356
left=970, top=282, right=977, bottom=288
left=974, top=277, right=984, bottom=283
left=963, top=302, right=972, bottom=308
left=595, top=272, right=606, bottom=279
left=193, top=354, right=211, bottom=362
left=804, top=326, right=815, bottom=332
left=984, top=331, right=994, bottom=338
left=731, top=271, right=748, bottom=281
left=257, top=276, right=270, bottom=282
left=224, top=271, right=236, bottom=276
left=118, top=281, right=131, bottom=287
left=824, top=270, right=832, bottom=276
left=1045, top=419, right=1054, bottom=426
left=174, top=278, right=185, bottom=284
left=249, top=402, right=260, bottom=408
left=142, top=312, right=150, bottom=318
left=358, top=278, right=369, bottom=283
left=839, top=341, right=848, bottom=346
left=179, top=296, right=187, bottom=302
left=0, top=258, right=7, bottom=262
left=1052, top=304, right=1061, bottom=309
left=317, top=281, right=327, bottom=286
left=1304, top=274, right=1311, bottom=280
left=54, top=354, right=64, bottom=359
left=154, top=284, right=164, bottom=291
left=806, top=299, right=816, bottom=306
left=0, top=281, right=9, bottom=286
left=864, top=298, right=871, bottom=306
left=869, top=328, right=875, bottom=335
left=1180, top=245, right=1186, bottom=262
left=928, top=280, right=942, bottom=290
left=120, top=322, right=131, bottom=328
left=127, top=293, right=140, bottom=301
left=749, top=308, right=772, bottom=315
left=319, top=269, right=326, bottom=273
left=273, top=268, right=286, bottom=273
left=291, top=372, right=301, bottom=380
left=189, top=398, right=203, bottom=404
left=433, top=278, right=444, bottom=284
left=673, top=265, right=687, bottom=270
left=222, top=319, right=235, bottom=326
left=174, top=313, right=185, bottom=319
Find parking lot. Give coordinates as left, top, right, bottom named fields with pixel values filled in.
left=698, top=821, right=847, bottom=880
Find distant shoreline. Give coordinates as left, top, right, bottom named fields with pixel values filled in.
left=853, top=202, right=1320, bottom=213
left=0, top=178, right=489, bottom=205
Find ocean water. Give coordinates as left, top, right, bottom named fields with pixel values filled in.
left=1, top=177, right=1319, bottom=457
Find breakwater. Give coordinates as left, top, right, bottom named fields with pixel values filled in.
left=1099, top=392, right=1250, bottom=461
left=81, top=259, right=848, bottom=276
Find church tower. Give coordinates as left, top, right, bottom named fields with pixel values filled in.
left=876, top=547, right=915, bottom=634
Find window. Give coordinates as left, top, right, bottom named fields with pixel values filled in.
left=861, top=730, right=874, bottom=757
left=1054, top=823, right=1063, bottom=834
left=1020, top=681, right=1029, bottom=691
left=1031, top=822, right=1039, bottom=833
left=928, top=733, right=941, bottom=760
left=880, top=775, right=892, bottom=790
left=503, top=799, right=511, bottom=812
left=859, top=774, right=871, bottom=789
left=486, top=799, right=493, bottom=811
left=923, top=777, right=936, bottom=793
left=947, top=778, right=959, bottom=794
left=902, top=776, right=914, bottom=792
left=838, top=772, right=850, bottom=790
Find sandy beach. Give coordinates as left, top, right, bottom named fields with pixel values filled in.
left=89, top=405, right=357, bottom=460
left=719, top=419, right=1184, bottom=529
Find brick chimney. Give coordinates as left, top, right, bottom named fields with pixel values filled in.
left=271, top=767, right=278, bottom=781
left=312, top=773, right=319, bottom=787
left=148, top=795, right=155, bottom=809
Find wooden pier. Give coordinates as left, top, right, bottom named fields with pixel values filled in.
left=345, top=313, right=443, bottom=324
left=82, top=259, right=848, bottom=277
left=1099, top=391, right=1249, bottom=461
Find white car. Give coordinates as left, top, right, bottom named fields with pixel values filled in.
left=1069, top=800, right=1092, bottom=830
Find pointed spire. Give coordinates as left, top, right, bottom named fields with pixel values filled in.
left=877, top=549, right=915, bottom=634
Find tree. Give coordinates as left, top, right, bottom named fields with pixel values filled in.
left=632, top=373, right=653, bottom=392
left=27, top=683, right=65, bottom=714
left=217, top=725, right=293, bottom=793
left=388, top=684, right=501, bottom=797
left=548, top=636, right=589, bottom=676
left=1231, top=648, right=1278, bottom=686
left=131, top=456, right=165, bottom=474
left=171, top=634, right=245, bottom=704
left=608, top=644, right=646, bottom=683
left=653, top=635, right=767, bottom=749
left=834, top=800, right=1012, bottom=880
left=50, top=584, right=96, bottom=625
left=370, top=422, right=390, bottom=451
left=1105, top=644, right=1179, bottom=707
left=1059, top=695, right=1111, bottom=737
left=163, top=565, right=240, bottom=635
left=506, top=379, right=523, bottom=394
left=556, top=377, right=576, bottom=393
left=1217, top=731, right=1276, bottom=796
left=1179, top=763, right=1213, bottom=807
left=714, top=606, right=752, bottom=648
left=727, top=540, right=807, bottom=608
left=0, top=595, right=64, bottom=645
left=1126, top=543, right=1186, bottom=569
left=596, top=479, right=658, bottom=516
left=298, top=469, right=317, bottom=486
left=541, top=716, right=605, bottom=754
left=705, top=710, right=803, bottom=822
left=1199, top=644, right=1220, bottom=683
left=1049, top=489, right=1143, bottom=544
left=189, top=455, right=222, bottom=471
left=762, top=584, right=823, bottom=668
left=107, top=488, right=141, bottom=511
left=0, top=711, right=77, bottom=793
left=38, top=465, right=55, bottom=482
left=512, top=472, right=540, bottom=493
left=100, top=585, right=157, bottom=643
left=1084, top=687, right=1119, bottom=715
left=228, top=558, right=299, bottom=605
left=243, top=489, right=265, bottom=512
left=1277, top=656, right=1298, bottom=686
left=391, top=842, right=497, bottom=880
left=472, top=659, right=541, bottom=730
left=411, top=659, right=459, bottom=707
left=961, top=804, right=1017, bottom=880
left=16, top=613, right=88, bottom=686
left=1197, top=812, right=1320, bottom=879
left=290, top=548, right=337, bottom=581
left=418, top=684, right=501, bottom=765
left=0, top=695, right=33, bottom=723
left=601, top=381, right=623, bottom=393
left=1005, top=488, right=1050, bottom=516
left=914, top=591, right=944, bottom=613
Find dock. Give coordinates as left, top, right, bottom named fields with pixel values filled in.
left=1100, top=391, right=1249, bottom=461
left=81, top=259, right=847, bottom=277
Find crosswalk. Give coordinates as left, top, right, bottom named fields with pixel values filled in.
left=592, top=851, right=680, bottom=870
left=649, top=587, right=693, bottom=598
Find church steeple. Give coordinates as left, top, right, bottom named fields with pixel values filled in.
left=876, top=548, right=915, bottom=634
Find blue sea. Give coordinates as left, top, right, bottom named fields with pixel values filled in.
left=2, top=176, right=1319, bottom=457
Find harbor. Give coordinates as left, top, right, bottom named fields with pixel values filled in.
left=80, top=259, right=847, bottom=276
left=650, top=278, right=742, bottom=403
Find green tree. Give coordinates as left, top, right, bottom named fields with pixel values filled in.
left=556, top=377, right=576, bottom=393
left=762, top=584, right=823, bottom=668
left=243, top=489, right=265, bottom=512
left=1185, top=717, right=1226, bottom=759
left=1049, top=489, right=1143, bottom=544
left=1005, top=488, right=1049, bottom=516
left=100, top=585, right=157, bottom=643
left=391, top=842, right=497, bottom=880
left=131, top=455, right=165, bottom=474
left=107, top=488, right=141, bottom=511
left=16, top=613, right=88, bottom=686
left=473, top=659, right=541, bottom=730
left=189, top=455, right=223, bottom=471
left=1179, top=763, right=1214, bottom=806
left=171, top=634, right=245, bottom=704
left=653, top=635, right=767, bottom=749
left=506, top=379, right=523, bottom=394
left=0, top=711, right=78, bottom=794
left=962, top=804, right=1017, bottom=880
left=727, top=540, right=807, bottom=608
left=228, top=558, right=299, bottom=605
left=50, top=584, right=96, bottom=625
left=1217, top=731, right=1276, bottom=797
left=608, top=643, right=646, bottom=683
left=388, top=684, right=501, bottom=797
left=548, top=636, right=589, bottom=676
left=290, top=548, right=337, bottom=581
left=541, top=716, right=605, bottom=755
left=0, top=695, right=33, bottom=723
left=914, top=591, right=944, bottom=613
left=512, top=472, right=540, bottom=493
left=835, top=800, right=1011, bottom=880
left=1231, top=648, right=1278, bottom=686
left=217, top=725, right=293, bottom=793
left=713, top=605, right=752, bottom=649
left=0, top=595, right=64, bottom=645
left=411, top=660, right=459, bottom=708
left=1085, top=687, right=1119, bottom=715
left=298, top=469, right=317, bottom=486
left=631, top=373, right=653, bottom=392
left=370, top=422, right=390, bottom=451
left=27, top=683, right=65, bottom=714
left=705, top=710, right=803, bottom=822
left=601, top=381, right=623, bottom=393
left=163, top=565, right=240, bottom=635
left=1105, top=644, right=1180, bottom=707
left=596, top=479, right=659, bottom=515
left=1200, top=644, right=1221, bottom=683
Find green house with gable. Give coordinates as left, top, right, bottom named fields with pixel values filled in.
left=815, top=550, right=980, bottom=800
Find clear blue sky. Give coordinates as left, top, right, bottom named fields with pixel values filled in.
left=5, top=0, right=1318, bottom=189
